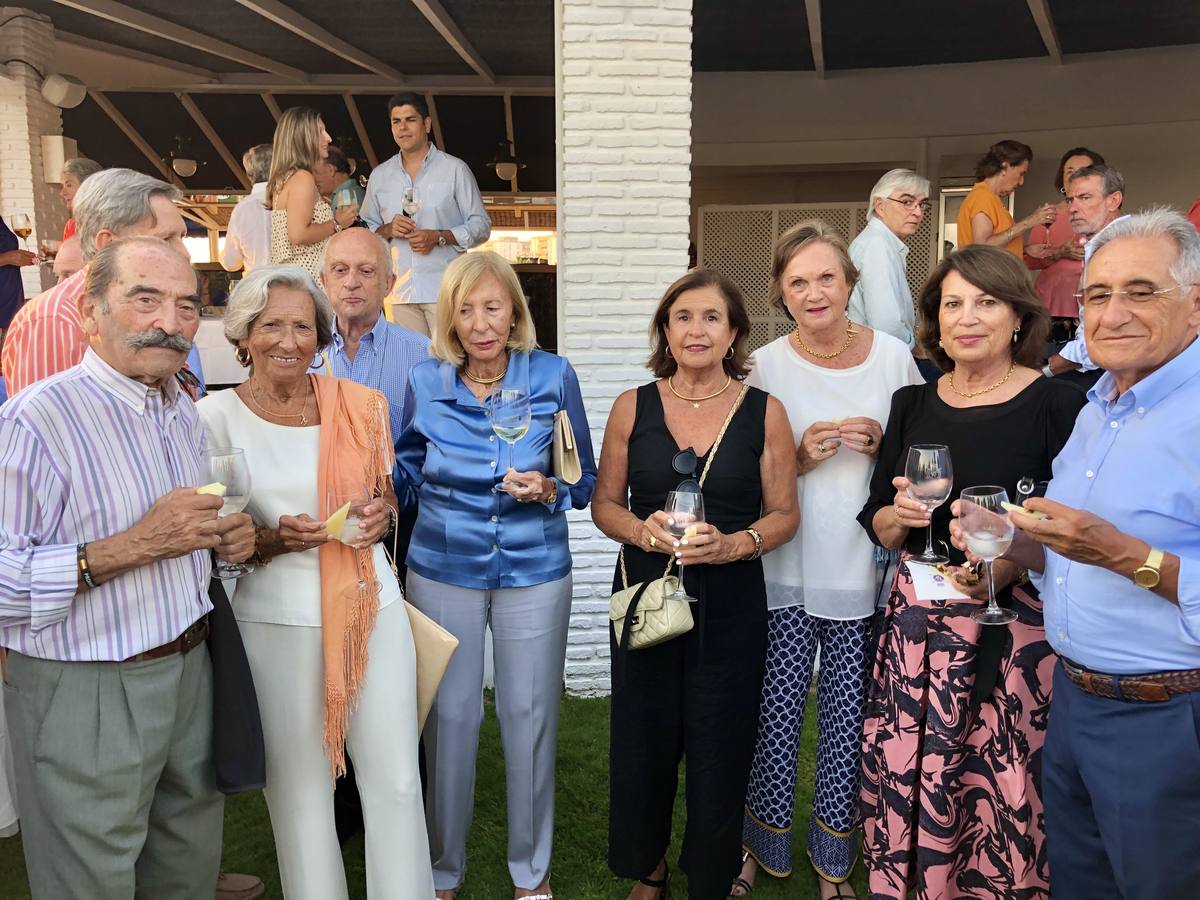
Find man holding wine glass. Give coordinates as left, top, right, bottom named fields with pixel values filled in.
left=857, top=244, right=1085, bottom=898
left=361, top=92, right=491, bottom=338
left=0, top=236, right=256, bottom=898
left=952, top=209, right=1200, bottom=900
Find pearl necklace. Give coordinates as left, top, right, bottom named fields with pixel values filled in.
left=948, top=361, right=1017, bottom=398
left=667, top=375, right=732, bottom=409
left=791, top=319, right=859, bottom=360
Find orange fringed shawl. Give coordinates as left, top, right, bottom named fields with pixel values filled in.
left=311, top=373, right=392, bottom=777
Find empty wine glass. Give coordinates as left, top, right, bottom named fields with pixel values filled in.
left=201, top=447, right=253, bottom=579
left=904, top=444, right=953, bottom=564
left=664, top=488, right=705, bottom=603
left=11, top=213, right=32, bottom=250
left=333, top=187, right=357, bottom=217
left=489, top=387, right=531, bottom=492
left=961, top=486, right=1017, bottom=625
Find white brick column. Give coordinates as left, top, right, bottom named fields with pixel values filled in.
left=556, top=0, right=693, bottom=694
left=1, top=7, right=65, bottom=295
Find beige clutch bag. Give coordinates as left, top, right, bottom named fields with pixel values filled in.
left=552, top=409, right=582, bottom=485
left=403, top=602, right=459, bottom=733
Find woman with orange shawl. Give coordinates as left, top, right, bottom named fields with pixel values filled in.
left=197, top=265, right=434, bottom=899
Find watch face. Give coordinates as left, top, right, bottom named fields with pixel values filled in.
left=1134, top=568, right=1160, bottom=588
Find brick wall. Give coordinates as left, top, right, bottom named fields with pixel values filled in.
left=0, top=7, right=65, bottom=296
left=556, top=0, right=693, bottom=694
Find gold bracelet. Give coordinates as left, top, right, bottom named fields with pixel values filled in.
left=743, top=527, right=764, bottom=560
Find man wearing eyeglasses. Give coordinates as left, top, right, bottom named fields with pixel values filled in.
left=1043, top=165, right=1125, bottom=387
left=955, top=207, right=1200, bottom=899
left=848, top=169, right=936, bottom=377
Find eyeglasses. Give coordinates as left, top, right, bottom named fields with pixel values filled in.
left=1081, top=284, right=1196, bottom=307
left=673, top=447, right=699, bottom=490
left=885, top=197, right=932, bottom=213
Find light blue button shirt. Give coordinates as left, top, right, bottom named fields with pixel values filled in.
left=1035, top=336, right=1200, bottom=673
left=360, top=145, right=491, bottom=304
left=311, top=312, right=430, bottom=445
left=396, top=349, right=597, bottom=590
left=848, top=216, right=915, bottom=349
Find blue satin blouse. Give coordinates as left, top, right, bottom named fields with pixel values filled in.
left=396, top=349, right=597, bottom=590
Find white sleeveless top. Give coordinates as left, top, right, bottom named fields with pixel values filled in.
left=748, top=331, right=922, bottom=619
left=196, top=388, right=401, bottom=627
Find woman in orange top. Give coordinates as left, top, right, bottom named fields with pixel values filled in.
left=956, top=140, right=1056, bottom=259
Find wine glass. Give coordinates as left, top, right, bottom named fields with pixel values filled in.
left=402, top=187, right=421, bottom=218
left=333, top=187, right=357, bottom=217
left=326, top=487, right=372, bottom=547
left=904, top=444, right=953, bottom=564
left=961, top=486, right=1017, bottom=626
left=11, top=213, right=32, bottom=250
left=664, top=488, right=705, bottom=603
left=201, top=447, right=253, bottom=579
left=489, top=387, right=531, bottom=492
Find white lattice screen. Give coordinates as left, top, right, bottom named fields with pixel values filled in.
left=698, top=203, right=935, bottom=352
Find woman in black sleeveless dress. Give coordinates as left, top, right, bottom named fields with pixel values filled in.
left=592, top=270, right=799, bottom=900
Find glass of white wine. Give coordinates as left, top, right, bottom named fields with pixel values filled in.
left=326, top=487, right=372, bottom=547
left=11, top=213, right=32, bottom=250
left=664, top=488, right=704, bottom=603
left=402, top=187, right=422, bottom=218
left=488, top=387, right=531, bottom=492
left=904, top=444, right=953, bottom=564
left=961, top=485, right=1017, bottom=626
left=201, top=447, right=253, bottom=579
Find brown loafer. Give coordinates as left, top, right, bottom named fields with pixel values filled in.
left=216, top=872, right=265, bottom=900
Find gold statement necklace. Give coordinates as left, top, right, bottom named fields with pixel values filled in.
left=248, top=379, right=312, bottom=425
left=948, top=361, right=1017, bottom=399
left=667, top=375, right=732, bottom=409
left=464, top=367, right=507, bottom=385
left=792, top=319, right=858, bottom=360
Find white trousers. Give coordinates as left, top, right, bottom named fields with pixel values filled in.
left=407, top=571, right=572, bottom=892
left=239, top=601, right=434, bottom=899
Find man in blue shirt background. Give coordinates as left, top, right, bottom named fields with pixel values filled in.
left=965, top=208, right=1200, bottom=899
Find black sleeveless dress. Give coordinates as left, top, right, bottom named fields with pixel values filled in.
left=608, top=382, right=770, bottom=900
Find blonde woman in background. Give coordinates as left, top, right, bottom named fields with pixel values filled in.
left=267, top=106, right=357, bottom=278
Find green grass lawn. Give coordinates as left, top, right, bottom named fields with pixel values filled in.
left=1, top=692, right=868, bottom=898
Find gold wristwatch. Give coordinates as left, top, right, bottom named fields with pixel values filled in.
left=1133, top=547, right=1164, bottom=589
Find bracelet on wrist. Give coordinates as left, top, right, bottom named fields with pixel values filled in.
left=77, top=542, right=98, bottom=589
left=247, top=524, right=273, bottom=567
left=743, top=527, right=765, bottom=560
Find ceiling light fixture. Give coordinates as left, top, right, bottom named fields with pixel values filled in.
left=488, top=141, right=525, bottom=184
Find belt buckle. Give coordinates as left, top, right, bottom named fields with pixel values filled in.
left=179, top=616, right=208, bottom=655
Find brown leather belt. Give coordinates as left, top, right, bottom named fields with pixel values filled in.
left=125, top=616, right=209, bottom=663
left=1060, top=657, right=1200, bottom=703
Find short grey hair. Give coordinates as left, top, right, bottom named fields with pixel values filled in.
left=242, top=144, right=272, bottom=184
left=1068, top=163, right=1125, bottom=198
left=61, top=157, right=103, bottom=184
left=85, top=235, right=197, bottom=313
left=322, top=227, right=392, bottom=278
left=1087, top=206, right=1200, bottom=287
left=223, top=264, right=335, bottom=352
left=868, top=168, right=931, bottom=219
left=74, top=168, right=182, bottom=261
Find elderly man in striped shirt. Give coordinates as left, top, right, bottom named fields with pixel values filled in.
left=0, top=237, right=255, bottom=899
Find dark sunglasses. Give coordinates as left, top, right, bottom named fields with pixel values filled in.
left=673, top=447, right=700, bottom=490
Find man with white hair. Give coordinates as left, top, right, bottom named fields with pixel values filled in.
left=1, top=168, right=188, bottom=395
left=220, top=144, right=272, bottom=274
left=848, top=169, right=931, bottom=372
left=963, top=207, right=1200, bottom=898
left=0, top=237, right=256, bottom=899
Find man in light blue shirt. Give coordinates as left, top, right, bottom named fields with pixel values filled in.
left=986, top=208, right=1200, bottom=899
left=848, top=169, right=929, bottom=351
left=361, top=92, right=490, bottom=338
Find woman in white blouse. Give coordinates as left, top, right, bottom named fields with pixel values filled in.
left=734, top=222, right=921, bottom=899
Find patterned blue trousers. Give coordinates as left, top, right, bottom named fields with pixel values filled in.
left=742, top=607, right=868, bottom=882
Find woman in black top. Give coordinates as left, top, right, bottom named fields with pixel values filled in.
left=855, top=246, right=1085, bottom=899
left=592, top=270, right=798, bottom=900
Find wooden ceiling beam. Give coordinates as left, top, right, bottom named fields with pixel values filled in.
left=57, top=30, right=217, bottom=81
left=232, top=0, right=405, bottom=81
left=1026, top=0, right=1064, bottom=64
left=88, top=89, right=185, bottom=188
left=343, top=93, right=379, bottom=169
left=261, top=92, right=283, bottom=121
left=49, top=0, right=307, bottom=81
left=408, top=0, right=496, bottom=84
left=177, top=92, right=253, bottom=190
left=804, top=0, right=825, bottom=79
left=119, top=75, right=553, bottom=94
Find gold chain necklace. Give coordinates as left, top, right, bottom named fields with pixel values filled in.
left=948, top=361, right=1017, bottom=398
left=463, top=366, right=507, bottom=385
left=791, top=319, right=858, bottom=360
left=248, top=379, right=311, bottom=425
left=667, top=375, right=732, bottom=409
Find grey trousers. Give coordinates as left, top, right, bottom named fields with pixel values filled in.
left=4, top=646, right=224, bottom=900
left=406, top=571, right=572, bottom=892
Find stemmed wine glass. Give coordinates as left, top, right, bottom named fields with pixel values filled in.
left=904, top=444, right=953, bottom=564
left=664, top=488, right=705, bottom=603
left=961, top=486, right=1017, bottom=625
left=402, top=187, right=422, bottom=218
left=10, top=213, right=32, bottom=250
left=489, top=387, right=531, bottom=492
left=201, top=447, right=253, bottom=579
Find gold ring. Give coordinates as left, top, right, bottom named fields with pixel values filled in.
left=649, top=535, right=658, bottom=548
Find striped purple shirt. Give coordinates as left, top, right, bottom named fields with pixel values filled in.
left=0, top=348, right=212, bottom=661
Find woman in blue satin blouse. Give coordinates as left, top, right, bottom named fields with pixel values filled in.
left=397, top=250, right=596, bottom=900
